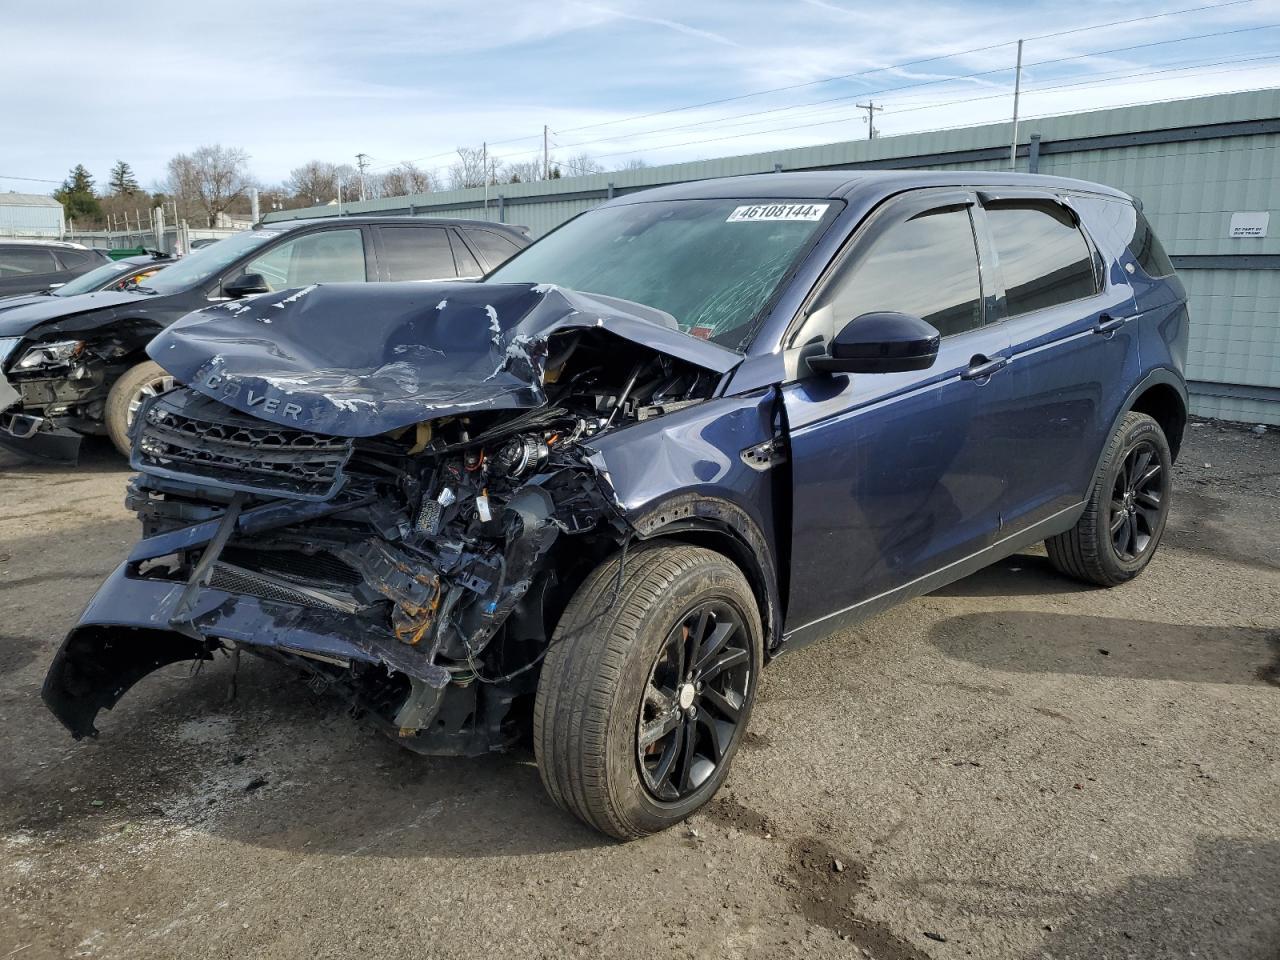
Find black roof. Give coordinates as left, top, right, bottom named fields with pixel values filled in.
left=258, top=216, right=529, bottom=237
left=603, top=170, right=1131, bottom=206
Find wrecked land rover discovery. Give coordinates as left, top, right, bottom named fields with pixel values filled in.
left=42, top=172, right=1189, bottom=838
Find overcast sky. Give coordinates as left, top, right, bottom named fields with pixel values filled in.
left=2, top=0, right=1278, bottom=193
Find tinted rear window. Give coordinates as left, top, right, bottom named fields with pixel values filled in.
left=1129, top=209, right=1175, bottom=278
left=986, top=204, right=1097, bottom=316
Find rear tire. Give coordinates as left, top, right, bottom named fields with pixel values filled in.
left=534, top=543, right=762, bottom=839
left=105, top=361, right=174, bottom=457
left=1046, top=411, right=1172, bottom=586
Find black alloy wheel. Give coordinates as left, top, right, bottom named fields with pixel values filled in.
left=1109, top=440, right=1167, bottom=561
left=637, top=601, right=751, bottom=802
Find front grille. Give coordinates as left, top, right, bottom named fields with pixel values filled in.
left=132, top=388, right=353, bottom=500
left=209, top=562, right=359, bottom=613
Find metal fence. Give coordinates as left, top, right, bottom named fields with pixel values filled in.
left=265, top=88, right=1280, bottom=426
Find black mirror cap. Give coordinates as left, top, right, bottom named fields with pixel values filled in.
left=224, top=272, right=270, bottom=298
left=809, top=311, right=941, bottom=375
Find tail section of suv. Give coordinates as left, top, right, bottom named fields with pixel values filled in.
left=0, top=240, right=111, bottom=298
left=40, top=172, right=1186, bottom=838
left=0, top=217, right=528, bottom=461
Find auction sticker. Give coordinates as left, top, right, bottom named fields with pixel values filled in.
left=727, top=203, right=829, bottom=223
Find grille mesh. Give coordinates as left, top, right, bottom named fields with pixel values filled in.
left=133, top=389, right=352, bottom=500
left=209, top=563, right=355, bottom=612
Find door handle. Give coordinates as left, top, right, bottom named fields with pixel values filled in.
left=961, top=355, right=1009, bottom=381
left=1094, top=314, right=1127, bottom=335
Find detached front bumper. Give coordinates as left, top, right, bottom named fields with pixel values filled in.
left=41, top=560, right=441, bottom=739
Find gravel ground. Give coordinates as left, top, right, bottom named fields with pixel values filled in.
left=1, top=421, right=1277, bottom=960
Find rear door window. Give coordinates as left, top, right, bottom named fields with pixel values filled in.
left=986, top=204, right=1097, bottom=316
left=819, top=206, right=984, bottom=338
left=465, top=229, right=522, bottom=269
left=376, top=226, right=456, bottom=280
left=0, top=247, right=58, bottom=276
left=54, top=249, right=97, bottom=270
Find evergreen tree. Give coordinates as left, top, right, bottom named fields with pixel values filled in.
left=109, top=160, right=140, bottom=196
left=54, top=164, right=103, bottom=222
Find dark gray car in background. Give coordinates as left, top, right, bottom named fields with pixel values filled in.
left=0, top=217, right=528, bottom=461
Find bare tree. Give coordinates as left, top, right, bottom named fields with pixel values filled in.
left=561, top=153, right=604, bottom=177
left=505, top=159, right=545, bottom=184
left=166, top=145, right=254, bottom=227
left=378, top=162, right=441, bottom=197
left=285, top=161, right=339, bottom=204
left=618, top=157, right=650, bottom=171
left=448, top=146, right=502, bottom=190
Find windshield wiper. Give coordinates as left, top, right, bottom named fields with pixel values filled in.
left=130, top=285, right=160, bottom=295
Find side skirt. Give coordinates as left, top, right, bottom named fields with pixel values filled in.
left=777, top=501, right=1086, bottom=652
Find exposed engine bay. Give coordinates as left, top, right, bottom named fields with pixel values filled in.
left=43, top=282, right=742, bottom=755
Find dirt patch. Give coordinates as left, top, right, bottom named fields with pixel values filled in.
left=703, top=795, right=778, bottom=837
left=741, top=729, right=773, bottom=751
left=784, top=835, right=934, bottom=959
left=1258, top=632, right=1280, bottom=687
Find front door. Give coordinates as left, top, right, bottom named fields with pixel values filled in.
left=781, top=192, right=1018, bottom=640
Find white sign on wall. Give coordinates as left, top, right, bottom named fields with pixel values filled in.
left=1228, top=211, right=1269, bottom=238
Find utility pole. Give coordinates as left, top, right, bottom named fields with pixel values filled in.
left=543, top=125, right=550, bottom=180
left=856, top=101, right=880, bottom=140
left=1010, top=39, right=1024, bottom=170
left=483, top=141, right=489, bottom=220
left=355, top=153, right=369, bottom=202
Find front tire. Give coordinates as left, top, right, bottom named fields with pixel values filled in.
left=105, top=361, right=175, bottom=457
left=534, top=544, right=762, bottom=839
left=1046, top=411, right=1172, bottom=586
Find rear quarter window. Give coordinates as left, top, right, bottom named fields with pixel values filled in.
left=465, top=229, right=522, bottom=269
left=1128, top=208, right=1175, bottom=278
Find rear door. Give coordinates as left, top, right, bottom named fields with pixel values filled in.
left=978, top=193, right=1140, bottom=532
left=782, top=190, right=1017, bottom=634
left=371, top=224, right=460, bottom=281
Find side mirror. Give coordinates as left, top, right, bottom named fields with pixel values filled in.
left=809, top=311, right=940, bottom=375
left=223, top=272, right=270, bottom=298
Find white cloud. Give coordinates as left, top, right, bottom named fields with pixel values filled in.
left=1, top=0, right=1276, bottom=190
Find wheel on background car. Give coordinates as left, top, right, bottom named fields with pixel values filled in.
left=1047, top=411, right=1173, bottom=587
left=534, top=543, right=762, bottom=839
left=105, top=360, right=175, bottom=457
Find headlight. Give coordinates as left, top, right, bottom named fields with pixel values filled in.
left=12, top=340, right=85, bottom=372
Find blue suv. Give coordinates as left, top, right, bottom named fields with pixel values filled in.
left=42, top=171, right=1187, bottom=838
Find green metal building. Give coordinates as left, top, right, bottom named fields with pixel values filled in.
left=266, top=89, right=1280, bottom=425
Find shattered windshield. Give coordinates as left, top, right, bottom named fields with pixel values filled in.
left=485, top=198, right=840, bottom=349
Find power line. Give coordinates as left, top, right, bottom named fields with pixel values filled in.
left=0, top=174, right=61, bottom=184
left=365, top=0, right=1260, bottom=176
left=551, top=0, right=1260, bottom=136
left=484, top=21, right=1280, bottom=167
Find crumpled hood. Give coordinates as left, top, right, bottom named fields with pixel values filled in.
left=148, top=281, right=740, bottom=437
left=0, top=289, right=152, bottom=339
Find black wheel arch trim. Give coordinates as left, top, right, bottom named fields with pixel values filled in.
left=1092, top=368, right=1188, bottom=485
left=627, top=494, right=783, bottom=654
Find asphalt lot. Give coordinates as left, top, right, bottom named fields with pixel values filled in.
left=1, top=422, right=1277, bottom=960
